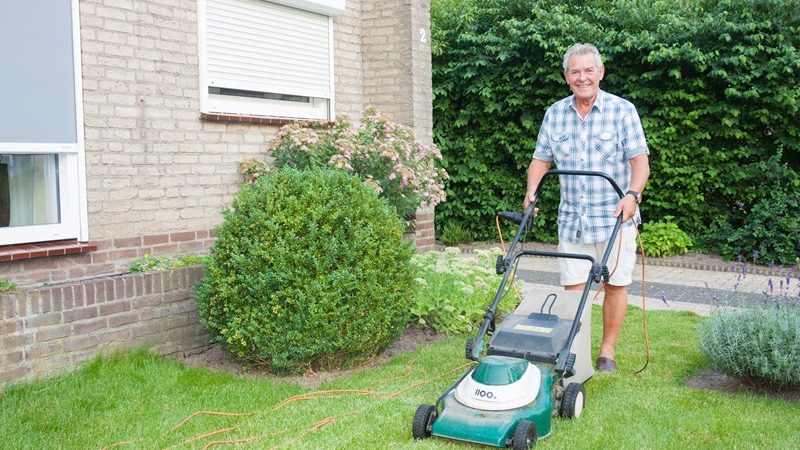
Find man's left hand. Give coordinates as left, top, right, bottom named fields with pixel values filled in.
left=613, top=195, right=637, bottom=222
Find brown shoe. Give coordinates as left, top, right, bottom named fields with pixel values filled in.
left=596, top=357, right=617, bottom=372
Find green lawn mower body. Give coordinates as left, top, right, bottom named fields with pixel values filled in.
left=413, top=170, right=626, bottom=449
left=431, top=358, right=556, bottom=446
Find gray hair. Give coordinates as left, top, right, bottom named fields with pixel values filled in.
left=562, top=43, right=604, bottom=72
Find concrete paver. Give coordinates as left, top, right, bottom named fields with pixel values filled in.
left=520, top=282, right=715, bottom=316
left=457, top=249, right=800, bottom=315
left=512, top=255, right=784, bottom=296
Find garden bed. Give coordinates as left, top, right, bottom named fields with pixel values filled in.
left=180, top=326, right=445, bottom=389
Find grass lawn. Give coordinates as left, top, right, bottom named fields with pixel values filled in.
left=1, top=306, right=797, bottom=450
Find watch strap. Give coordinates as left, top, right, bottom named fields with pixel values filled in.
left=625, top=190, right=642, bottom=204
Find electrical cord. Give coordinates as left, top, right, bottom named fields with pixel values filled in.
left=632, top=224, right=650, bottom=374
left=596, top=222, right=650, bottom=374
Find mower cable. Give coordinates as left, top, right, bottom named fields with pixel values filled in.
left=598, top=221, right=650, bottom=374
left=632, top=224, right=650, bottom=374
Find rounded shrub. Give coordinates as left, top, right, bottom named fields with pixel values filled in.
left=195, top=168, right=416, bottom=373
left=698, top=305, right=800, bottom=387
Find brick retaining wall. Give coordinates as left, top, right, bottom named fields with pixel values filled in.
left=0, top=229, right=216, bottom=287
left=0, top=266, right=210, bottom=388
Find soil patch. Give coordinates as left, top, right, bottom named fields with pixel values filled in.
left=179, top=327, right=446, bottom=389
left=687, top=370, right=800, bottom=403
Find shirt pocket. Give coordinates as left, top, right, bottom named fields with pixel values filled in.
left=551, top=133, right=572, bottom=163
left=595, top=131, right=618, bottom=160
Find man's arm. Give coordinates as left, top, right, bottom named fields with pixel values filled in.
left=524, top=158, right=552, bottom=209
left=614, top=154, right=650, bottom=221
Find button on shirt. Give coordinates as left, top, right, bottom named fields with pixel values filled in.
left=533, top=90, right=649, bottom=244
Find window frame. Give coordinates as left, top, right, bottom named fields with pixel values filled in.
left=0, top=0, right=87, bottom=246
left=198, top=0, right=338, bottom=121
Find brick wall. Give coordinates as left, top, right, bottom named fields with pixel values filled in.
left=410, top=0, right=433, bottom=145
left=414, top=206, right=435, bottom=251
left=0, top=229, right=215, bottom=287
left=333, top=0, right=364, bottom=121
left=80, top=0, right=276, bottom=242
left=0, top=0, right=435, bottom=286
left=362, top=0, right=432, bottom=145
left=0, top=266, right=210, bottom=387
left=79, top=0, right=375, bottom=243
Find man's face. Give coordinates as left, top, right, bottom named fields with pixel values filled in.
left=565, top=53, right=604, bottom=103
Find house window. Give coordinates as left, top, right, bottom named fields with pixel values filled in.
left=199, top=0, right=345, bottom=120
left=0, top=155, right=61, bottom=227
left=0, top=0, right=87, bottom=246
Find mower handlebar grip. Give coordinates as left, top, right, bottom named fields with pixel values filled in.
left=497, top=211, right=525, bottom=224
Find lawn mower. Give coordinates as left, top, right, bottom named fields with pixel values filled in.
left=412, top=170, right=625, bottom=449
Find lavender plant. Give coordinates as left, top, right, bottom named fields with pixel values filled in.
left=698, top=262, right=800, bottom=387
left=410, top=248, right=521, bottom=334
left=268, top=107, right=448, bottom=219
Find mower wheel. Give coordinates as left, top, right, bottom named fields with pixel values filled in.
left=412, top=404, right=436, bottom=440
left=512, top=419, right=537, bottom=449
left=560, top=382, right=585, bottom=418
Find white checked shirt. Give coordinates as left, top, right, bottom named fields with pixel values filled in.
left=533, top=90, right=649, bottom=244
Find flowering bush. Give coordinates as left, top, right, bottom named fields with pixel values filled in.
left=268, top=107, right=448, bottom=218
left=698, top=263, right=800, bottom=387
left=239, top=158, right=270, bottom=185
left=410, top=248, right=521, bottom=334
left=699, top=304, right=800, bottom=387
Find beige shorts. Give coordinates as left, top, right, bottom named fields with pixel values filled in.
left=558, top=226, right=638, bottom=287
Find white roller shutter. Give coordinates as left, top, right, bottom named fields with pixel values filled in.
left=206, top=0, right=331, bottom=99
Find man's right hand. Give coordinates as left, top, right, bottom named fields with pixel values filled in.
left=523, top=191, right=539, bottom=217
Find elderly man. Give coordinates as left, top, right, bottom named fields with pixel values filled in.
left=523, top=43, right=650, bottom=372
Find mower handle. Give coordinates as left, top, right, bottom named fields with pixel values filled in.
left=468, top=170, right=627, bottom=364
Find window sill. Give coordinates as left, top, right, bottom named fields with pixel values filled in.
left=200, top=113, right=298, bottom=125
left=0, top=240, right=97, bottom=262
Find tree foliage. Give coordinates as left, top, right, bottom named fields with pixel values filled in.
left=432, top=0, right=800, bottom=263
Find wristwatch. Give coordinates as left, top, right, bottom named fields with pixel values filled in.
left=625, top=190, right=642, bottom=204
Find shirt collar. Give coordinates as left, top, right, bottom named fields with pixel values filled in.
left=568, top=89, right=606, bottom=115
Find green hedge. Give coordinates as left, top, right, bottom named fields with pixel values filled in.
left=432, top=0, right=800, bottom=263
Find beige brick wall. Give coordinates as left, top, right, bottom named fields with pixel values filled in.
left=361, top=0, right=432, bottom=145
left=81, top=0, right=271, bottom=242
left=0, top=0, right=435, bottom=287
left=410, top=0, right=433, bottom=145
left=1, top=0, right=437, bottom=385
left=334, top=1, right=365, bottom=121
left=79, top=0, right=373, bottom=243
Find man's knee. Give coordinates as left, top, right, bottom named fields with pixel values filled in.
left=603, top=284, right=626, bottom=294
